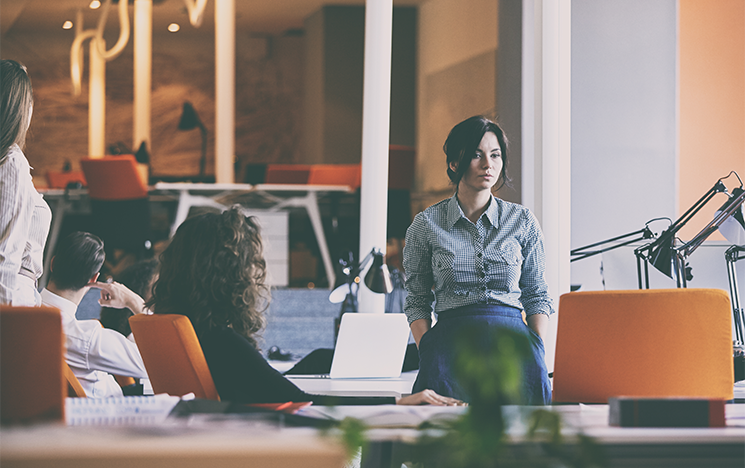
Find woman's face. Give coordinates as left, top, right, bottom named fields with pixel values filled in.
left=451, top=131, right=503, bottom=194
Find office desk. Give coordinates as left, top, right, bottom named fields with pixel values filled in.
left=356, top=403, right=745, bottom=468
left=40, top=183, right=353, bottom=287
left=156, top=183, right=353, bottom=288
left=288, top=371, right=418, bottom=398
left=0, top=421, right=346, bottom=468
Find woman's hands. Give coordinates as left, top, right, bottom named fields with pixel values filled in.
left=396, top=389, right=466, bottom=406
left=89, top=281, right=148, bottom=315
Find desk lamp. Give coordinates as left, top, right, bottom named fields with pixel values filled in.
left=570, top=223, right=656, bottom=263
left=721, top=185, right=745, bottom=382
left=329, top=248, right=393, bottom=342
left=177, top=101, right=208, bottom=179
left=634, top=173, right=743, bottom=289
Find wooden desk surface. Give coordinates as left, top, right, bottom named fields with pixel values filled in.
left=1, top=421, right=345, bottom=468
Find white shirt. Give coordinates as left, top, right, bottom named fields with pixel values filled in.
left=0, top=144, right=51, bottom=305
left=41, top=288, right=149, bottom=398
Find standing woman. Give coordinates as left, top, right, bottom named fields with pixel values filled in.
left=404, top=115, right=552, bottom=405
left=0, top=60, right=52, bottom=305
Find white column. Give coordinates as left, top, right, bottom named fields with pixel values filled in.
left=522, top=0, right=571, bottom=371
left=89, top=39, right=106, bottom=158
left=133, top=0, right=152, bottom=153
left=214, top=0, right=235, bottom=183
left=358, top=0, right=393, bottom=314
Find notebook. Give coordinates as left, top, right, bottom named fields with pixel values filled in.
left=293, top=313, right=411, bottom=379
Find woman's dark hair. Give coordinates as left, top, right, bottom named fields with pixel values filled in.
left=0, top=59, right=34, bottom=161
left=146, top=208, right=270, bottom=349
left=444, top=115, right=511, bottom=191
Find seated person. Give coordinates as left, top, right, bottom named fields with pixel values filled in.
left=146, top=207, right=463, bottom=406
left=41, top=231, right=150, bottom=398
left=100, top=258, right=159, bottom=337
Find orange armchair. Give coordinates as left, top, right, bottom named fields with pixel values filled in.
left=552, top=289, right=735, bottom=403
left=64, top=362, right=87, bottom=398
left=80, top=155, right=151, bottom=259
left=129, top=314, right=220, bottom=400
left=1, top=306, right=66, bottom=423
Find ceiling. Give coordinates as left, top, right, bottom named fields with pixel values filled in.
left=1, top=0, right=422, bottom=37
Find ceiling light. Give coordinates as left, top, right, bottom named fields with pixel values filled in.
left=168, top=23, right=180, bottom=33
left=62, top=21, right=73, bottom=30
left=89, top=0, right=101, bottom=9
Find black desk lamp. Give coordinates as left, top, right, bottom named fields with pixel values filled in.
left=721, top=183, right=745, bottom=382
left=570, top=223, right=656, bottom=263
left=178, top=101, right=208, bottom=179
left=726, top=245, right=745, bottom=382
left=634, top=173, right=743, bottom=288
left=329, top=248, right=393, bottom=342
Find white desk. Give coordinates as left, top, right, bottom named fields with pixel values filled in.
left=40, top=183, right=353, bottom=288
left=288, top=371, right=418, bottom=399
left=155, top=182, right=353, bottom=288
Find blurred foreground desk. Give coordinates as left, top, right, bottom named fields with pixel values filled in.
left=356, top=404, right=745, bottom=468
left=0, top=422, right=345, bottom=468
left=155, top=182, right=353, bottom=288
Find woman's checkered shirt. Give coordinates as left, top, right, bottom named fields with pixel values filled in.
left=403, top=195, right=554, bottom=324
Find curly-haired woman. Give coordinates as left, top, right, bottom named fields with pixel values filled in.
left=146, top=208, right=463, bottom=406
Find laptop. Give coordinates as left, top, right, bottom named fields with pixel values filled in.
left=293, top=313, right=411, bottom=379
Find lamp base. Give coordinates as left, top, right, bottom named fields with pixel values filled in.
left=735, top=354, right=745, bottom=383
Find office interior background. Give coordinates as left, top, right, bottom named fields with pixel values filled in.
left=1, top=0, right=744, bottom=369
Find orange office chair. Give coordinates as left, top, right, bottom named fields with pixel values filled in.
left=0, top=306, right=66, bottom=423
left=64, top=362, right=87, bottom=398
left=552, top=289, right=735, bottom=403
left=307, top=164, right=361, bottom=190
left=264, top=164, right=312, bottom=184
left=46, top=170, right=86, bottom=189
left=129, top=314, right=220, bottom=400
left=80, top=155, right=152, bottom=260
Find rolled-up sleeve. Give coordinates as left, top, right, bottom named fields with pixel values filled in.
left=518, top=211, right=554, bottom=317
left=403, top=213, right=435, bottom=324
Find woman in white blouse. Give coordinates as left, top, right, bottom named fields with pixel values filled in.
left=0, top=60, right=52, bottom=306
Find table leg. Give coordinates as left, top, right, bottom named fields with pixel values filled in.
left=268, top=192, right=336, bottom=288
left=169, top=191, right=228, bottom=238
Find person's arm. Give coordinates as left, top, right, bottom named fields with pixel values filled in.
left=526, top=313, right=548, bottom=339
left=68, top=321, right=149, bottom=379
left=410, top=318, right=432, bottom=347
left=89, top=281, right=148, bottom=315
left=402, top=214, right=435, bottom=346
left=0, top=156, right=33, bottom=304
left=518, top=211, right=554, bottom=327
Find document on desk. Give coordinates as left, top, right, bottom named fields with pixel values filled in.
left=296, top=405, right=467, bottom=428
left=65, top=394, right=181, bottom=426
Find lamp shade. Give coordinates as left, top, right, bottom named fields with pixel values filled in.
left=648, top=233, right=676, bottom=279
left=178, top=102, right=202, bottom=131
left=364, top=251, right=393, bottom=294
left=717, top=187, right=745, bottom=245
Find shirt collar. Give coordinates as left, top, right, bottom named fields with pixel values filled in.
left=446, top=194, right=500, bottom=229
left=40, top=288, right=78, bottom=318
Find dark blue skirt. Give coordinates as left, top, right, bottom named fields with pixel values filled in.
left=412, top=304, right=551, bottom=405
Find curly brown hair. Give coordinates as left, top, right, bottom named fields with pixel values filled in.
left=146, top=208, right=270, bottom=348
